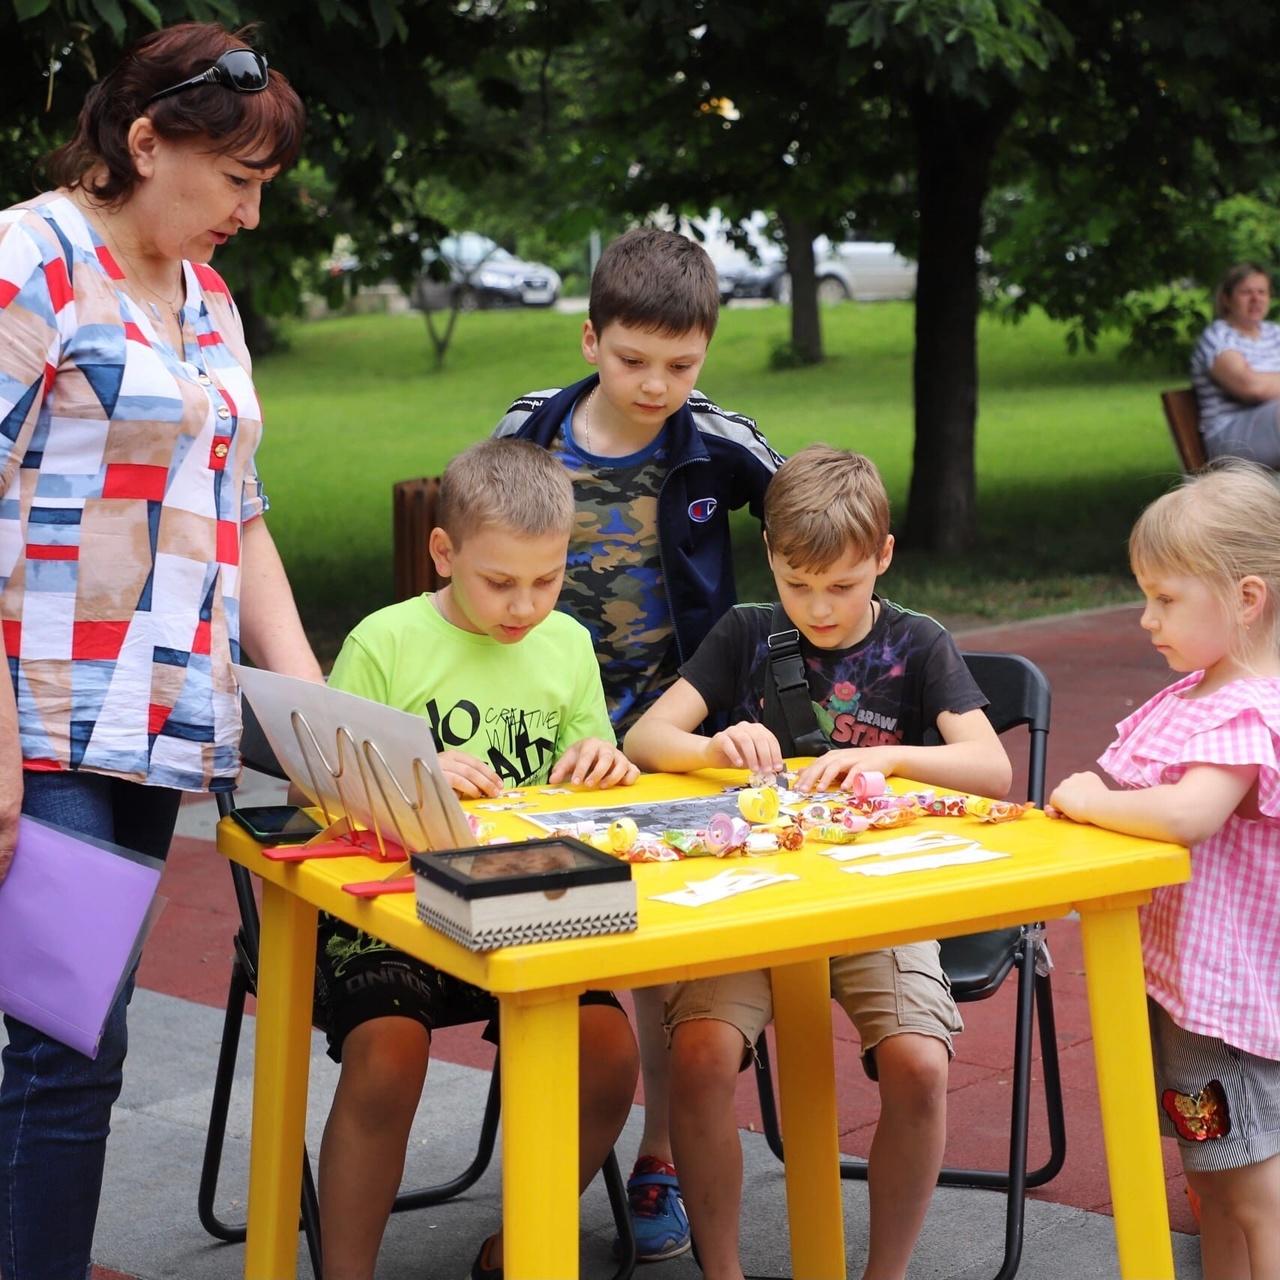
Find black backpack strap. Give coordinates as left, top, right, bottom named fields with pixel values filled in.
left=766, top=603, right=830, bottom=757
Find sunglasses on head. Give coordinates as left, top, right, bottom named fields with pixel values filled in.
left=147, top=48, right=269, bottom=105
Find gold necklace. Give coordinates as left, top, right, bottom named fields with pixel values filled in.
left=96, top=215, right=185, bottom=328
left=582, top=385, right=597, bottom=454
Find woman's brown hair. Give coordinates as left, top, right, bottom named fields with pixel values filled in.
left=1213, top=262, right=1272, bottom=319
left=43, top=22, right=304, bottom=204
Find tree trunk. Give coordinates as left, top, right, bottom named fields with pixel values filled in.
left=780, top=208, right=822, bottom=364
left=902, top=92, right=1011, bottom=552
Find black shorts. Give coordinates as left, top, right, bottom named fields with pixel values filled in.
left=314, top=916, right=623, bottom=1062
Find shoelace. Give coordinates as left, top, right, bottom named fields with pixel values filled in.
left=628, top=1180, right=671, bottom=1218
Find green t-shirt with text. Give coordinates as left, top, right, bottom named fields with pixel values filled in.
left=327, top=594, right=612, bottom=788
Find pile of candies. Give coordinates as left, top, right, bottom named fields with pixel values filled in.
left=547, top=771, right=1030, bottom=863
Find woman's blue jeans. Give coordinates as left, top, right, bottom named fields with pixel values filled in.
left=0, top=771, right=181, bottom=1280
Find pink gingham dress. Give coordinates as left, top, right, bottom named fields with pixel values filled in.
left=1099, top=672, right=1280, bottom=1061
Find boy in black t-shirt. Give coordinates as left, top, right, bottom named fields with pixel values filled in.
left=624, top=445, right=1012, bottom=1280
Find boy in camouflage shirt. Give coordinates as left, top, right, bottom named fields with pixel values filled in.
left=493, top=227, right=782, bottom=1260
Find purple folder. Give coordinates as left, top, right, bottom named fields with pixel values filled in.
left=0, top=816, right=164, bottom=1059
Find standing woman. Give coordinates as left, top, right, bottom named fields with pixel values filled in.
left=0, top=23, right=321, bottom=1278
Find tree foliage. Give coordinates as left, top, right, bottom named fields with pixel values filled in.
left=7, top=0, right=1280, bottom=554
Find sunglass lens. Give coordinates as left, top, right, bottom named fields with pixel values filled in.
left=220, top=50, right=269, bottom=91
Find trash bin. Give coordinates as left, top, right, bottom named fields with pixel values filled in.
left=392, top=476, right=443, bottom=600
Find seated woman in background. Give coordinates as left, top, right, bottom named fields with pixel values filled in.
left=1190, top=262, right=1280, bottom=468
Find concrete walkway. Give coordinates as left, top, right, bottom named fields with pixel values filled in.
left=2, top=602, right=1207, bottom=1279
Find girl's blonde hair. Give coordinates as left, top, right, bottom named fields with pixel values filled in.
left=1129, top=461, right=1280, bottom=661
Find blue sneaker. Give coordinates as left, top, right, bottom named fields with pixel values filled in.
left=619, top=1156, right=691, bottom=1262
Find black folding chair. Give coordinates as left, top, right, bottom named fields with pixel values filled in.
left=197, top=706, right=637, bottom=1277
left=753, top=651, right=1066, bottom=1280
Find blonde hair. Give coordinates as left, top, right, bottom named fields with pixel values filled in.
left=764, top=445, right=890, bottom=571
left=1130, top=461, right=1280, bottom=661
left=436, top=439, right=573, bottom=544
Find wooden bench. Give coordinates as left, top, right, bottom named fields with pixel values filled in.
left=1160, top=387, right=1208, bottom=472
left=391, top=475, right=444, bottom=600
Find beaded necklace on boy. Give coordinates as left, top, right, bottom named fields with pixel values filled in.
left=581, top=385, right=598, bottom=454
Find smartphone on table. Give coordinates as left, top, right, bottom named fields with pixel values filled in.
left=228, top=804, right=324, bottom=845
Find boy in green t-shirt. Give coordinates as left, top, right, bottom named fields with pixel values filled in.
left=316, top=439, right=639, bottom=1280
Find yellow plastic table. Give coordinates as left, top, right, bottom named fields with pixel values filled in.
left=219, top=770, right=1189, bottom=1280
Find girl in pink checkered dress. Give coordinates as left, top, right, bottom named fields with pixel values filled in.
left=1051, top=462, right=1280, bottom=1280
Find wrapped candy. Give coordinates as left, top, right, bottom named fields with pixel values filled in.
left=970, top=798, right=1032, bottom=824
left=801, top=801, right=834, bottom=824
left=831, top=811, right=872, bottom=834
left=925, top=795, right=968, bottom=818
left=584, top=830, right=613, bottom=852
left=776, top=822, right=806, bottom=851
left=706, top=812, right=751, bottom=854
left=549, top=820, right=598, bottom=839
left=621, top=837, right=681, bottom=863
left=898, top=790, right=937, bottom=809
left=608, top=816, right=639, bottom=854
left=738, top=786, right=781, bottom=824
left=868, top=793, right=910, bottom=813
left=849, top=770, right=887, bottom=801
left=664, top=829, right=714, bottom=857
left=811, top=823, right=864, bottom=845
left=868, top=806, right=918, bottom=830
left=466, top=813, right=500, bottom=839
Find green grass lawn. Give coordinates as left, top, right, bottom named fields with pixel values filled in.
left=253, top=302, right=1181, bottom=660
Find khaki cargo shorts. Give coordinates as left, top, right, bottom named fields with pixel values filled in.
left=663, top=941, right=962, bottom=1077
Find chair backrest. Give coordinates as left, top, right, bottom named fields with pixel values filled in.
left=1160, top=387, right=1208, bottom=473
left=216, top=696, right=290, bottom=824
left=960, top=651, right=1051, bottom=807
left=392, top=475, right=444, bottom=600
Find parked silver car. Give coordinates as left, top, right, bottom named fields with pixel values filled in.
left=412, top=232, right=561, bottom=311
left=716, top=240, right=916, bottom=304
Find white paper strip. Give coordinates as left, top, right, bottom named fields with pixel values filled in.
left=843, top=849, right=1009, bottom=876
left=651, top=870, right=799, bottom=906
left=819, top=830, right=978, bottom=862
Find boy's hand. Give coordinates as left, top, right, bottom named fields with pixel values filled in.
left=439, top=751, right=504, bottom=799
left=709, top=723, right=784, bottom=775
left=795, top=747, right=900, bottom=795
left=549, top=739, right=639, bottom=789
left=1047, top=771, right=1108, bottom=822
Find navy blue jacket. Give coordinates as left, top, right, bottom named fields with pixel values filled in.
left=494, top=373, right=782, bottom=665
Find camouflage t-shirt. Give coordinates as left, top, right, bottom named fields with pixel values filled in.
left=550, top=402, right=678, bottom=733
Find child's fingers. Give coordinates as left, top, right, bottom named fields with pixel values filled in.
left=578, top=744, right=614, bottom=787
left=570, top=743, right=599, bottom=785
left=593, top=751, right=635, bottom=790
left=440, top=753, right=502, bottom=797
left=548, top=746, right=579, bottom=785
left=442, top=767, right=482, bottom=798
left=731, top=726, right=781, bottom=774
left=801, top=760, right=853, bottom=793
left=794, top=763, right=816, bottom=792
